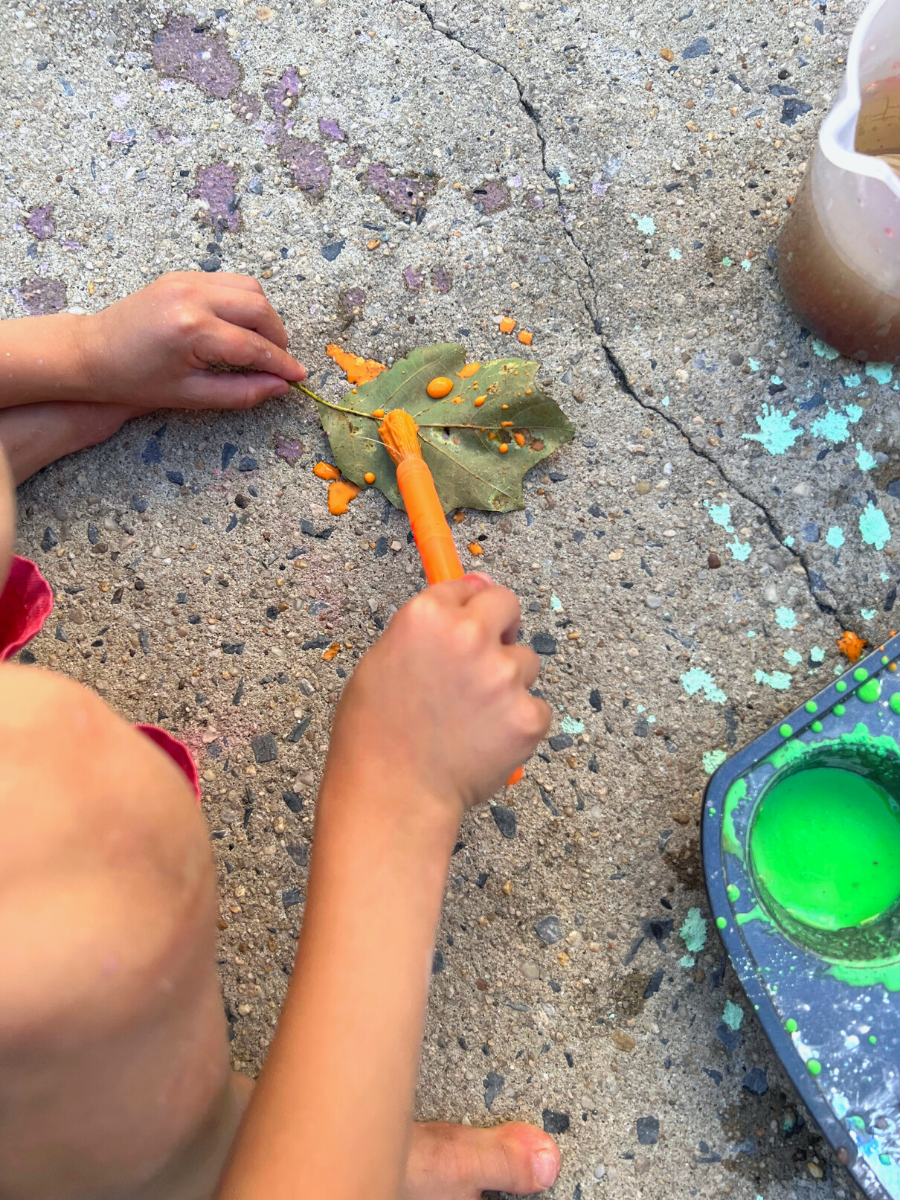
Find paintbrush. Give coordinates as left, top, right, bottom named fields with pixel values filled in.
left=379, top=408, right=523, bottom=786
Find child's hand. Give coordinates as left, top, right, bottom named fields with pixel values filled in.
left=80, top=271, right=306, bottom=409
left=323, top=575, right=550, bottom=816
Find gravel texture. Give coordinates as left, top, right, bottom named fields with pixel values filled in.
left=1, top=0, right=878, bottom=1197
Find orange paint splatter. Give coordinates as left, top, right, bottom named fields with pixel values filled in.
left=499, top=443, right=509, bottom=453
left=513, top=432, right=526, bottom=447
left=499, top=318, right=516, bottom=334
left=501, top=421, right=514, bottom=427
left=453, top=512, right=466, bottom=523
left=836, top=630, right=868, bottom=663
left=474, top=397, right=485, bottom=407
left=326, top=344, right=387, bottom=385
left=328, top=480, right=360, bottom=515
left=314, top=461, right=341, bottom=482
left=427, top=376, right=454, bottom=399
left=372, top=408, right=385, bottom=419
left=322, top=642, right=340, bottom=661
left=364, top=472, right=376, bottom=484
left=458, top=362, right=480, bottom=378
left=468, top=542, right=484, bottom=556
left=518, top=330, right=534, bottom=345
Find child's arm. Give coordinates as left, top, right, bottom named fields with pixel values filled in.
left=0, top=271, right=305, bottom=412
left=215, top=574, right=550, bottom=1200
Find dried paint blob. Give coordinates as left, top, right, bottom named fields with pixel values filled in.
left=750, top=766, right=900, bottom=931
left=807, top=1059, right=822, bottom=1076
left=716, top=916, right=727, bottom=930
left=890, top=693, right=900, bottom=714
left=785, top=1018, right=798, bottom=1033
left=151, top=16, right=240, bottom=99
left=19, top=276, right=66, bottom=316
left=858, top=678, right=882, bottom=703
left=191, top=163, right=241, bottom=232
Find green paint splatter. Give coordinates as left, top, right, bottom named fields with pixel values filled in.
left=811, top=646, right=825, bottom=662
left=726, top=883, right=740, bottom=902
left=669, top=247, right=682, bottom=260
left=825, top=526, right=845, bottom=549
left=807, top=1059, right=822, bottom=1076
left=834, top=703, right=846, bottom=715
left=775, top=607, right=798, bottom=631
left=858, top=678, right=882, bottom=703
left=632, top=214, right=656, bottom=235
left=703, top=748, right=728, bottom=775
left=722, top=1000, right=744, bottom=1030
left=680, top=954, right=695, bottom=968
left=756, top=669, right=792, bottom=690
left=811, top=720, right=823, bottom=733
left=779, top=723, right=793, bottom=738
left=736, top=904, right=768, bottom=925
left=785, top=1018, right=798, bottom=1033
left=722, top=256, right=733, bottom=267
left=680, top=906, right=708, bottom=953
left=783, top=648, right=802, bottom=666
left=743, top=404, right=801, bottom=455
left=836, top=680, right=848, bottom=692
left=854, top=667, right=869, bottom=682
left=812, top=338, right=840, bottom=360
left=716, top=916, right=727, bottom=929
left=728, top=537, right=752, bottom=561
left=866, top=362, right=894, bottom=385
left=890, top=692, right=900, bottom=714
left=869, top=1034, right=878, bottom=1044
left=860, top=502, right=892, bottom=551
left=723, top=778, right=746, bottom=860
left=680, top=668, right=727, bottom=704
left=805, top=700, right=818, bottom=713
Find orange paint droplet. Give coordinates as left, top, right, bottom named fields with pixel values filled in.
left=525, top=389, right=532, bottom=395
left=314, top=461, right=341, bottom=482
left=518, top=330, right=534, bottom=346
left=328, top=480, right=361, bottom=515
left=453, top=511, right=466, bottom=523
left=499, top=443, right=509, bottom=453
left=372, top=408, right=385, bottom=419
left=499, top=317, right=516, bottom=334
left=468, top=542, right=484, bottom=556
left=837, top=629, right=868, bottom=663
left=501, top=420, right=514, bottom=427
left=364, top=472, right=376, bottom=484
left=458, top=361, right=480, bottom=378
left=322, top=642, right=340, bottom=661
left=501, top=404, right=509, bottom=410
left=513, top=432, right=526, bottom=447
left=488, top=432, right=497, bottom=441
left=474, top=397, right=486, bottom=407
left=427, top=376, right=454, bottom=399
left=506, top=765, right=524, bottom=786
left=326, top=344, right=387, bottom=385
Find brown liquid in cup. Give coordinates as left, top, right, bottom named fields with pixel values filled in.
left=778, top=77, right=900, bottom=363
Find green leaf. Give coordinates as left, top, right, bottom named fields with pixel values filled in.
left=307, top=343, right=575, bottom=513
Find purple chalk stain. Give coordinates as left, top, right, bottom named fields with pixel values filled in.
left=341, top=288, right=366, bottom=314
left=527, top=193, right=545, bottom=209
left=59, top=238, right=84, bottom=251
left=260, top=121, right=282, bottom=146
left=279, top=137, right=330, bottom=200
left=431, top=265, right=452, bottom=295
left=149, top=124, right=174, bottom=143
left=191, top=163, right=241, bottom=232
left=108, top=129, right=135, bottom=144
left=403, top=266, right=424, bottom=292
left=151, top=16, right=241, bottom=100
left=275, top=435, right=304, bottom=464
left=592, top=178, right=609, bottom=199
left=472, top=180, right=510, bottom=214
left=112, top=91, right=131, bottom=108
left=19, top=277, right=67, bottom=316
left=231, top=92, right=261, bottom=124
left=265, top=67, right=301, bottom=117
left=338, top=146, right=364, bottom=169
left=366, top=163, right=432, bottom=218
left=26, top=205, right=54, bottom=240
left=508, top=175, right=522, bottom=188
left=318, top=117, right=345, bottom=141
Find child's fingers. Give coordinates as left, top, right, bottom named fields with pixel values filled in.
left=426, top=574, right=495, bottom=608
left=190, top=270, right=267, bottom=294
left=207, top=288, right=290, bottom=349
left=505, top=643, right=542, bottom=690
left=466, top=584, right=522, bottom=645
left=197, top=322, right=306, bottom=381
left=181, top=370, right=290, bottom=409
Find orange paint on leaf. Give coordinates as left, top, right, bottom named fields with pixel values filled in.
left=372, top=408, right=385, bottom=419
left=364, top=472, right=376, bottom=484
left=326, top=344, right=387, bottom=385
left=474, top=396, right=486, bottom=407
left=513, top=432, right=526, bottom=447
left=322, top=643, right=340, bottom=661
left=518, top=330, right=534, bottom=345
left=458, top=361, right=480, bottom=378
left=468, top=542, right=484, bottom=556
left=328, top=480, right=361, bottom=515
left=501, top=421, right=514, bottom=427
left=837, top=629, right=868, bottom=664
left=314, top=461, right=341, bottom=482
left=499, top=317, right=516, bottom=334
left=427, top=376, right=454, bottom=399
left=499, top=443, right=509, bottom=453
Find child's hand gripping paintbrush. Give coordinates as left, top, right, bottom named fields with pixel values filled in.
left=379, top=408, right=524, bottom=786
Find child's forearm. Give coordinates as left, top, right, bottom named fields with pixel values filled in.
left=0, top=315, right=95, bottom=408
left=215, top=764, right=460, bottom=1200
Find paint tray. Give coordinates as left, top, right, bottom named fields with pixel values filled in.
left=703, top=638, right=900, bottom=1200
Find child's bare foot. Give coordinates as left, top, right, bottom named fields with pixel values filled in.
left=0, top=400, right=140, bottom=484
left=404, top=1120, right=561, bottom=1199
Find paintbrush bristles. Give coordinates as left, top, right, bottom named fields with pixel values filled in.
left=378, top=409, right=423, bottom=466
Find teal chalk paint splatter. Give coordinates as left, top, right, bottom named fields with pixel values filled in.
left=728, top=537, right=752, bottom=561
left=866, top=362, right=894, bottom=384
left=550, top=593, right=563, bottom=611
left=680, top=667, right=727, bottom=704
left=661, top=395, right=670, bottom=406
left=860, top=502, right=892, bottom=551
left=755, top=669, right=792, bottom=690
left=856, top=443, right=877, bottom=471
left=825, top=526, right=845, bottom=549
left=680, top=907, right=707, bottom=953
left=722, top=1000, right=744, bottom=1031
left=843, top=373, right=862, bottom=388
left=743, top=404, right=801, bottom=455
left=783, top=535, right=795, bottom=548
left=561, top=714, right=585, bottom=735
left=632, top=213, right=655, bottom=234
left=811, top=646, right=826, bottom=662
left=740, top=258, right=752, bottom=271
left=558, top=168, right=570, bottom=187
left=747, top=358, right=760, bottom=371
left=861, top=608, right=877, bottom=621
left=770, top=375, right=783, bottom=386
left=669, top=247, right=682, bottom=260
left=775, top=607, right=798, bottom=631
left=845, top=403, right=864, bottom=424
left=783, top=648, right=803, bottom=666
left=812, top=338, right=840, bottom=360
left=812, top=408, right=852, bottom=444
left=707, top=502, right=734, bottom=532
left=703, top=748, right=728, bottom=774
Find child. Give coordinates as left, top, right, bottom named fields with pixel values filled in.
left=0, top=273, right=561, bottom=1199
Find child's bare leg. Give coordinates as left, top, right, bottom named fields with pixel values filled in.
left=0, top=400, right=140, bottom=484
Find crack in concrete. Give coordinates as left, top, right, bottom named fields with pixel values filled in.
left=403, top=0, right=836, bottom=623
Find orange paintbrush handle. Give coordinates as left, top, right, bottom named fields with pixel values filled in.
left=395, top=456, right=522, bottom=788
left=395, top=457, right=464, bottom=585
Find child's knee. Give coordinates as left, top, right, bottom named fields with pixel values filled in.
left=0, top=666, right=215, bottom=1045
